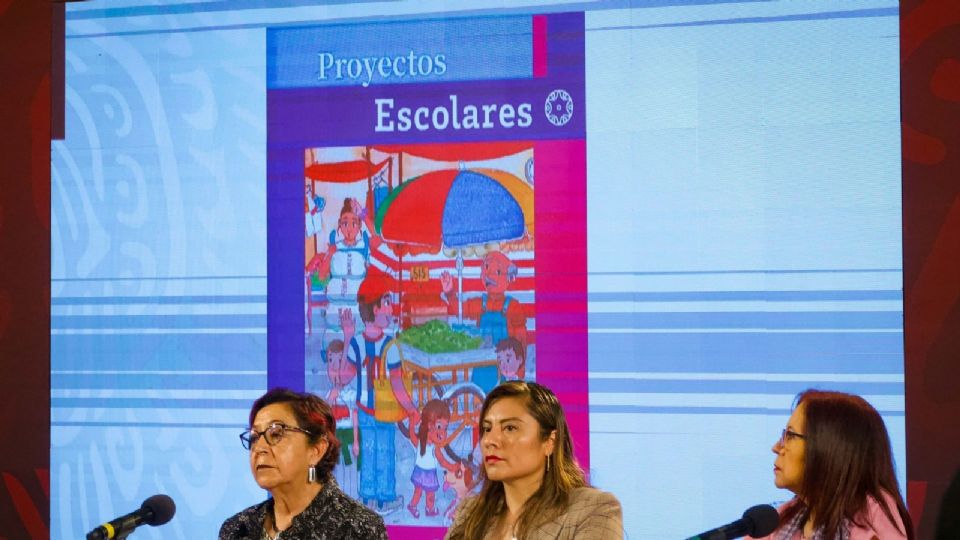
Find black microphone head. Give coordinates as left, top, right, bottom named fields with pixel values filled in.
left=742, top=504, right=779, bottom=537
left=140, top=494, right=176, bottom=526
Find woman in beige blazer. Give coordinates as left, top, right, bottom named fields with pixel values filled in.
left=445, top=381, right=623, bottom=540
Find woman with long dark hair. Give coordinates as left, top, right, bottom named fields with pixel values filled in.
left=752, top=389, right=913, bottom=540
left=445, top=380, right=623, bottom=540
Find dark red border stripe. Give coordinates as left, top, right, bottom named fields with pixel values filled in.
left=533, top=15, right=548, bottom=78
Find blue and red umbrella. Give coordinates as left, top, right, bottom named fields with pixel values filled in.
left=374, top=168, right=532, bottom=323
left=374, top=169, right=530, bottom=254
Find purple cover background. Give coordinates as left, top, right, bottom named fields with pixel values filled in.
left=268, top=13, right=585, bottom=387
left=267, top=15, right=587, bottom=538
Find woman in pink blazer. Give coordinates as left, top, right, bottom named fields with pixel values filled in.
left=751, top=390, right=913, bottom=540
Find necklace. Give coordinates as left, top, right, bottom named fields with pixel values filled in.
left=265, top=511, right=282, bottom=540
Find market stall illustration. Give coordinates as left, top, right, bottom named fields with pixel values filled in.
left=302, top=141, right=537, bottom=523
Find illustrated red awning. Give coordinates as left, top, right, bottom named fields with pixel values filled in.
left=305, top=158, right=388, bottom=183
left=372, top=141, right=532, bottom=162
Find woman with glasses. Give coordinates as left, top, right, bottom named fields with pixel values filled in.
left=444, top=380, right=623, bottom=540
left=219, top=388, right=387, bottom=540
left=750, top=389, right=913, bottom=540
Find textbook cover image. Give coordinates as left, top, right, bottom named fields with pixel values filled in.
left=267, top=12, right=588, bottom=532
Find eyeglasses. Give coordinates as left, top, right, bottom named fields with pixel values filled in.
left=778, top=428, right=806, bottom=447
left=239, top=422, right=312, bottom=450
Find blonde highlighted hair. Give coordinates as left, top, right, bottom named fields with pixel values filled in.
left=446, top=381, right=586, bottom=540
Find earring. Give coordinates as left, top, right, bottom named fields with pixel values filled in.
left=307, top=465, right=318, bottom=483
left=546, top=455, right=551, bottom=473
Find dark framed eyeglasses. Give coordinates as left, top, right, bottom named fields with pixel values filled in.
left=239, top=422, right=312, bottom=450
left=778, top=428, right=806, bottom=446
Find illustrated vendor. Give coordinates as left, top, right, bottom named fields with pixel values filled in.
left=439, top=250, right=527, bottom=394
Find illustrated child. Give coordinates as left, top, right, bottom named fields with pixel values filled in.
left=495, top=336, right=526, bottom=381
left=342, top=267, right=419, bottom=515
left=324, top=339, right=360, bottom=496
left=407, top=399, right=458, bottom=519
left=442, top=461, right=478, bottom=525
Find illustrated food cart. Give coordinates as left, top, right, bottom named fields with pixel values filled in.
left=397, top=343, right=499, bottom=464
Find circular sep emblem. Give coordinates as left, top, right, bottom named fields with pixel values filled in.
left=544, top=89, right=574, bottom=127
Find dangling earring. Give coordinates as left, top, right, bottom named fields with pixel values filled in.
left=307, top=465, right=318, bottom=483
left=546, top=454, right=551, bottom=473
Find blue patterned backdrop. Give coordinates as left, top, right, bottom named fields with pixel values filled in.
left=52, top=1, right=902, bottom=538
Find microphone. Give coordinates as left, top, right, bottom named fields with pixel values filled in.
left=86, top=494, right=176, bottom=540
left=685, top=504, right=779, bottom=540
